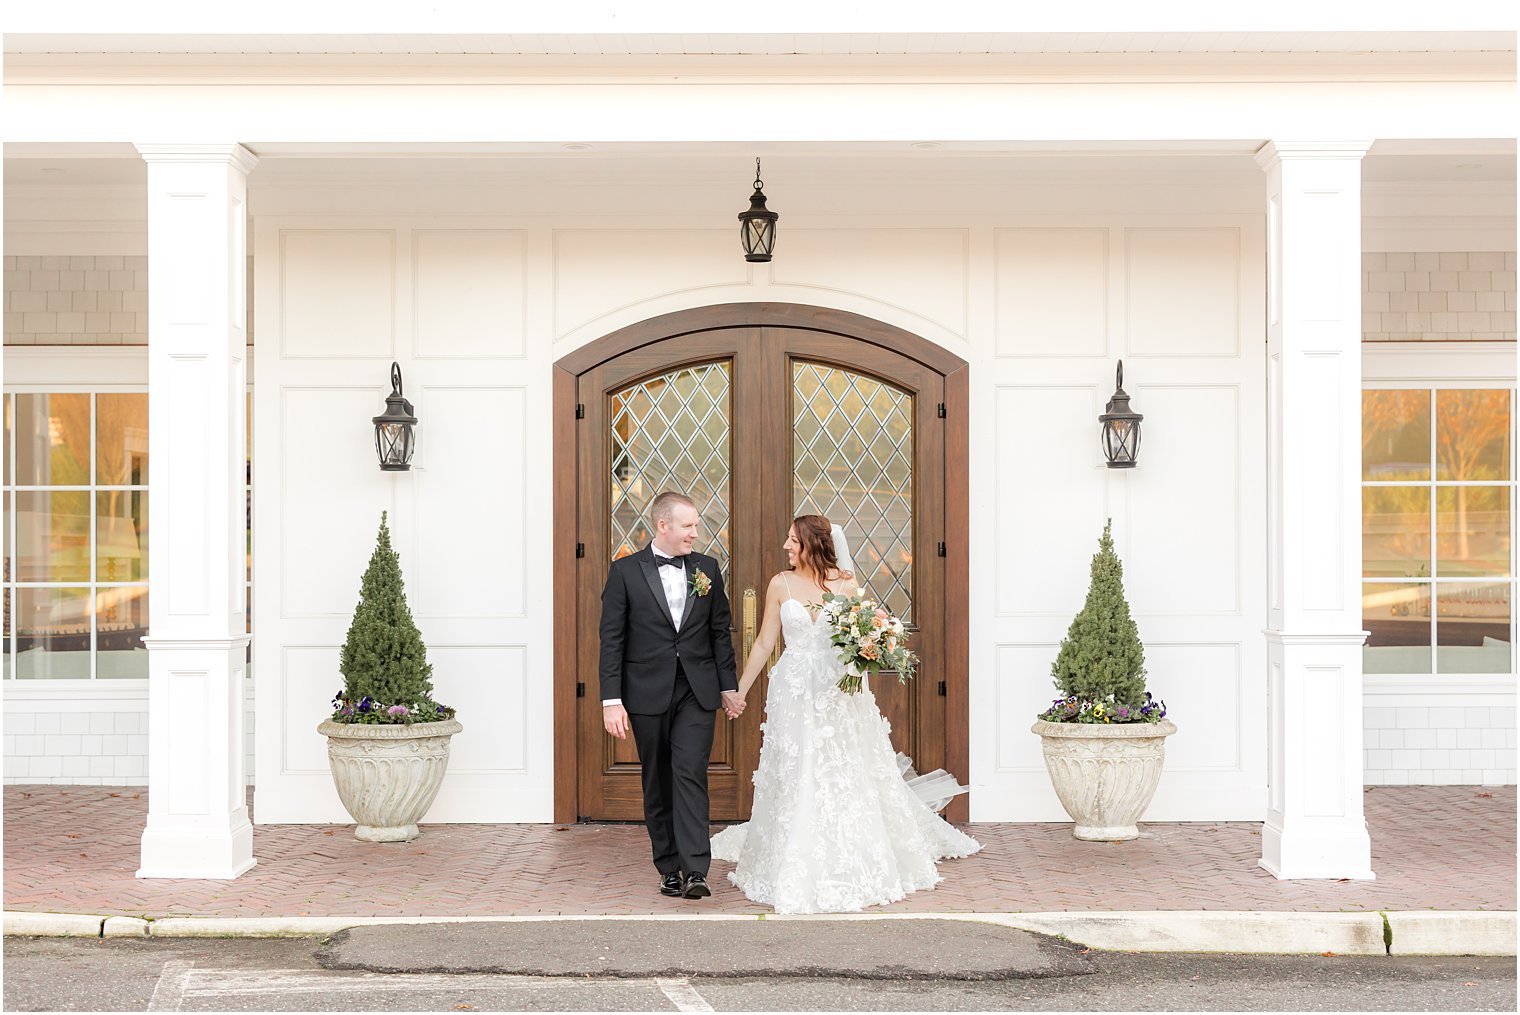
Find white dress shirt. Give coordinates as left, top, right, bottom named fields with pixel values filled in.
left=653, top=547, right=688, bottom=626
left=604, top=544, right=686, bottom=707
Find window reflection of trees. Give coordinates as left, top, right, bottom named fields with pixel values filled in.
left=5, top=393, right=150, bottom=680
left=1361, top=387, right=1514, bottom=675
left=1362, top=389, right=1430, bottom=481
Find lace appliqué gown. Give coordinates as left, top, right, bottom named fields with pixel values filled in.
left=710, top=599, right=981, bottom=914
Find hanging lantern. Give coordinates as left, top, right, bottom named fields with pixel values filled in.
left=373, top=362, right=417, bottom=471
left=1099, top=360, right=1143, bottom=468
left=738, top=158, right=778, bottom=262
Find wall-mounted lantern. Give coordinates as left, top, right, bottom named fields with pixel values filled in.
left=373, top=362, right=417, bottom=471
left=738, top=158, right=778, bottom=262
left=1100, top=360, right=1143, bottom=468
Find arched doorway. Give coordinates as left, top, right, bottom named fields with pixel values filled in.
left=552, top=304, right=969, bottom=822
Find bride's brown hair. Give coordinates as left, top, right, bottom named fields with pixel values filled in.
left=790, top=514, right=853, bottom=589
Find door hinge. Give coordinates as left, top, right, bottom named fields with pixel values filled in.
left=575, top=403, right=585, bottom=419
left=577, top=682, right=586, bottom=698
left=576, top=542, right=586, bottom=559
left=937, top=541, right=946, bottom=557
left=937, top=402, right=946, bottom=418
left=938, top=680, right=947, bottom=697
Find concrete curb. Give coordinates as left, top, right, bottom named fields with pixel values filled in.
left=3, top=912, right=104, bottom=937
left=1387, top=911, right=1518, bottom=956
left=985, top=912, right=1389, bottom=956
left=3, top=909, right=1514, bottom=955
left=102, top=916, right=151, bottom=938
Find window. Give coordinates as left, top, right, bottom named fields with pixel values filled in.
left=3, top=386, right=254, bottom=681
left=1362, top=387, right=1515, bottom=675
left=3, top=392, right=149, bottom=679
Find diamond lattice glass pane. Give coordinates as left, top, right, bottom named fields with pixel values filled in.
left=792, top=362, right=914, bottom=622
left=608, top=363, right=731, bottom=581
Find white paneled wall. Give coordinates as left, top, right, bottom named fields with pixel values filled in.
left=253, top=221, right=547, bottom=823
left=280, top=231, right=395, bottom=358
left=413, top=229, right=527, bottom=359
left=772, top=228, right=970, bottom=338
left=413, top=387, right=527, bottom=619
left=554, top=229, right=743, bottom=337
left=979, top=217, right=1269, bottom=822
left=994, top=228, right=1108, bottom=357
left=1362, top=251, right=1517, bottom=342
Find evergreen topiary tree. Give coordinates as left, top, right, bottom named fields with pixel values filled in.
left=1047, top=519, right=1155, bottom=718
left=334, top=512, right=445, bottom=723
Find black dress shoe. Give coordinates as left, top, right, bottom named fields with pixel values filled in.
left=682, top=871, right=711, bottom=899
left=660, top=872, right=684, bottom=897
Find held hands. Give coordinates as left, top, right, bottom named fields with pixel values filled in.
left=608, top=693, right=744, bottom=734
left=603, top=703, right=631, bottom=740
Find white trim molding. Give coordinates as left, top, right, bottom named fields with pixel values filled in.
left=1362, top=341, right=1517, bottom=385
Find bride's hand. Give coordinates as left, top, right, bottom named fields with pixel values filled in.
left=721, top=689, right=745, bottom=719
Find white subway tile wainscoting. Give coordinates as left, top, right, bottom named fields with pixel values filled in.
left=3, top=686, right=257, bottom=786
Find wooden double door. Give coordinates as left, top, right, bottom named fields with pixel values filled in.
left=561, top=307, right=965, bottom=822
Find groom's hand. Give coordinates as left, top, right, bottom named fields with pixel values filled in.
left=603, top=703, right=630, bottom=740
left=721, top=690, right=745, bottom=719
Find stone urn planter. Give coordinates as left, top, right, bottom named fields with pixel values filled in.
left=318, top=718, right=463, bottom=842
left=1031, top=717, right=1177, bottom=841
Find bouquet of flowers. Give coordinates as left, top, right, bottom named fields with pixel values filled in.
left=818, top=590, right=917, bottom=694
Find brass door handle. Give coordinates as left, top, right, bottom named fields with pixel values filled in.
left=742, top=588, right=758, bottom=670
left=742, top=587, right=783, bottom=676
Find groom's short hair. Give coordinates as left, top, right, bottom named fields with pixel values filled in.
left=650, top=491, right=696, bottom=525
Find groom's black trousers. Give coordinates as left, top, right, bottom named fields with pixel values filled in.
left=628, top=666, right=715, bottom=878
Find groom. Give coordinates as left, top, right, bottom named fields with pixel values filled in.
left=599, top=491, right=743, bottom=899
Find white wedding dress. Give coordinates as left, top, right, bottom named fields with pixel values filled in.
left=710, top=595, right=981, bottom=914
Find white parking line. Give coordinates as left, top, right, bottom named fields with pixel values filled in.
left=145, top=959, right=194, bottom=1012
left=177, top=968, right=579, bottom=996
left=143, top=967, right=708, bottom=1009
left=657, top=977, right=715, bottom=1012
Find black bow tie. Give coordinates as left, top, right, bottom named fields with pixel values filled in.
left=656, top=555, right=687, bottom=569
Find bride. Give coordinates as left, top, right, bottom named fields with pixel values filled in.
left=710, top=514, right=980, bottom=914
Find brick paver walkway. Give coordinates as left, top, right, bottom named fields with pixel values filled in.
left=3, top=785, right=1513, bottom=918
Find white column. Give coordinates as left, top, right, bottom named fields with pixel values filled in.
left=1256, top=141, right=1375, bottom=881
left=135, top=143, right=257, bottom=879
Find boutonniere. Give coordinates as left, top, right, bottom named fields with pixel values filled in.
left=689, top=566, right=712, bottom=598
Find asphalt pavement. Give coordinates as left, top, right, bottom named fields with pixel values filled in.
left=314, top=919, right=1092, bottom=979
left=5, top=926, right=1516, bottom=1012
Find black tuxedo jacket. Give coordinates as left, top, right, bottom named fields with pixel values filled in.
left=598, top=545, right=738, bottom=714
